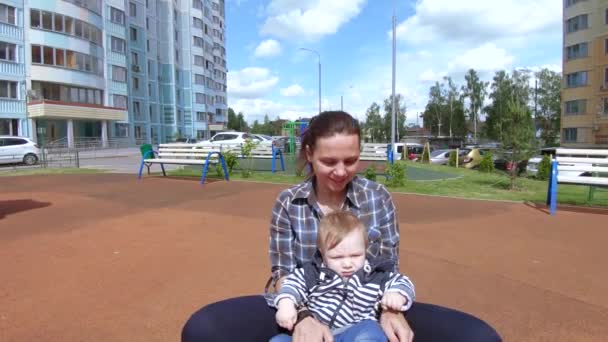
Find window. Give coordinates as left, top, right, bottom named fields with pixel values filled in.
left=195, top=74, right=205, bottom=85
left=566, top=14, right=588, bottom=33
left=113, top=94, right=128, bottom=109
left=195, top=92, right=205, bottom=104
left=565, top=99, right=586, bottom=115
left=54, top=14, right=64, bottom=32
left=30, top=9, right=41, bottom=28
left=563, top=128, right=578, bottom=142
left=130, top=27, right=137, bottom=41
left=566, top=71, right=588, bottom=87
left=193, top=0, right=203, bottom=10
left=75, top=19, right=83, bottom=36
left=0, top=4, right=16, bottom=25
left=196, top=111, right=205, bottom=121
left=115, top=123, right=129, bottom=137
left=55, top=48, right=65, bottom=66
left=0, top=80, right=17, bottom=99
left=131, top=52, right=139, bottom=66
left=0, top=42, right=16, bottom=62
left=111, top=36, right=126, bottom=53
left=132, top=77, right=139, bottom=89
left=566, top=42, right=588, bottom=60
left=129, top=2, right=137, bottom=17
left=111, top=7, right=125, bottom=25
left=65, top=16, right=73, bottom=34
left=133, top=101, right=141, bottom=115
left=565, top=0, right=584, bottom=7
left=112, top=65, right=127, bottom=82
left=193, top=36, right=204, bottom=47
left=193, top=17, right=203, bottom=29
left=66, top=50, right=76, bottom=68
left=42, top=11, right=53, bottom=30
left=603, top=98, right=608, bottom=115
left=194, top=55, right=204, bottom=66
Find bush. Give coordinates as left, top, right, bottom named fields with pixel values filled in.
left=536, top=154, right=552, bottom=180
left=421, top=144, right=430, bottom=163
left=363, top=165, right=377, bottom=181
left=448, top=150, right=457, bottom=167
left=385, top=161, right=406, bottom=188
left=223, top=150, right=239, bottom=174
left=479, top=152, right=495, bottom=173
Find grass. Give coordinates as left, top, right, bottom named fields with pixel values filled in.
left=0, top=167, right=104, bottom=177
left=167, top=162, right=608, bottom=206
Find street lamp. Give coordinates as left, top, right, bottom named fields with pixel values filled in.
left=300, top=48, right=321, bottom=115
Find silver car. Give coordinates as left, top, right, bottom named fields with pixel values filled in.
left=430, top=149, right=453, bottom=165
left=0, top=136, right=41, bottom=165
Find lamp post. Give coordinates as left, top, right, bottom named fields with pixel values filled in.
left=390, top=0, right=397, bottom=161
left=300, top=48, right=321, bottom=115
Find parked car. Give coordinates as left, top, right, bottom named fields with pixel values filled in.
left=0, top=136, right=41, bottom=165
left=199, top=132, right=272, bottom=146
left=429, top=149, right=453, bottom=165
left=494, top=151, right=528, bottom=175
left=526, top=148, right=599, bottom=178
left=167, top=137, right=198, bottom=144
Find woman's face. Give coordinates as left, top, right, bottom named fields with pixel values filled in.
left=306, top=133, right=360, bottom=194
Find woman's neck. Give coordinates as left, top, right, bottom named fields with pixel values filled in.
left=314, top=181, right=346, bottom=210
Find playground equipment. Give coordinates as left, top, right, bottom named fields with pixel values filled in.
left=282, top=121, right=308, bottom=156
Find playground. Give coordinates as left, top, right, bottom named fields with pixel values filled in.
left=1, top=173, right=607, bottom=341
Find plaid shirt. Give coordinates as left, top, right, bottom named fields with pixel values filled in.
left=268, top=176, right=400, bottom=287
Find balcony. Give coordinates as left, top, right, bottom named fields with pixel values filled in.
left=0, top=98, right=26, bottom=116
left=0, top=22, right=22, bottom=41
left=0, top=60, right=25, bottom=76
left=27, top=100, right=127, bottom=121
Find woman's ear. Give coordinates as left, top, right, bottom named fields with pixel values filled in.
left=305, top=145, right=313, bottom=163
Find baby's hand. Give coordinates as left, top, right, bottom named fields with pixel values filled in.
left=275, top=299, right=298, bottom=330
left=381, top=292, right=407, bottom=311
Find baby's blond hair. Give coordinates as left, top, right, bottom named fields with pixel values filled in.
left=317, top=211, right=368, bottom=252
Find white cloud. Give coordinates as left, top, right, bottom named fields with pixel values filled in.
left=254, top=39, right=282, bottom=57
left=447, top=43, right=514, bottom=72
left=227, top=67, right=279, bottom=99
left=280, top=84, right=306, bottom=97
left=393, top=0, right=561, bottom=45
left=260, top=0, right=366, bottom=41
left=229, top=98, right=313, bottom=122
left=419, top=69, right=446, bottom=82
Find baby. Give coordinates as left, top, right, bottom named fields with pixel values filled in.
left=271, top=210, right=415, bottom=341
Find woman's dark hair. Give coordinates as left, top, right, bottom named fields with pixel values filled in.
left=298, top=111, right=361, bottom=174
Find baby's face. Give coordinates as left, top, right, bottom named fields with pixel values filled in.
left=322, top=229, right=366, bottom=279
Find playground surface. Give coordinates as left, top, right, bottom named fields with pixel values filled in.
left=1, top=174, right=607, bottom=341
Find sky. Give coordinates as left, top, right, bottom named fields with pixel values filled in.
left=224, top=0, right=562, bottom=125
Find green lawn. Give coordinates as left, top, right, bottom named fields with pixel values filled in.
left=0, top=168, right=104, bottom=177
left=169, top=162, right=608, bottom=206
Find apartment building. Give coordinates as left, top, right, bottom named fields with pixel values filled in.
left=0, top=0, right=227, bottom=147
left=562, top=0, right=608, bottom=147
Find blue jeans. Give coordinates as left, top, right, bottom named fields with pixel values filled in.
left=182, top=295, right=502, bottom=342
left=270, top=320, right=387, bottom=342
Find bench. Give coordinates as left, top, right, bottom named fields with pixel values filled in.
left=137, top=143, right=229, bottom=184
left=200, top=143, right=285, bottom=173
left=547, top=148, right=608, bottom=215
left=360, top=143, right=389, bottom=162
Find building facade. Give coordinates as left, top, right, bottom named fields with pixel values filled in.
left=0, top=0, right=226, bottom=147
left=562, top=0, right=608, bottom=147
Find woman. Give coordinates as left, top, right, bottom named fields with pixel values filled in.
left=182, top=111, right=501, bottom=342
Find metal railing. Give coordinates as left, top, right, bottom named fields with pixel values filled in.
left=45, top=137, right=133, bottom=151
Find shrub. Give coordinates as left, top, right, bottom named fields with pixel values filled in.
left=536, top=154, right=552, bottom=180
left=479, top=152, right=495, bottom=173
left=385, top=161, right=406, bottom=188
left=448, top=150, right=457, bottom=167
left=363, top=165, right=377, bottom=181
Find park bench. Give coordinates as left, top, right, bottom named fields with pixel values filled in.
left=360, top=143, right=389, bottom=162
left=137, top=143, right=229, bottom=184
left=547, top=148, right=608, bottom=215
left=202, top=143, right=285, bottom=173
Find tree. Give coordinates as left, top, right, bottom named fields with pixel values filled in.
left=422, top=82, right=446, bottom=136
left=444, top=76, right=466, bottom=138
left=364, top=102, right=384, bottom=142
left=501, top=98, right=535, bottom=189
left=383, top=94, right=407, bottom=141
left=227, top=107, right=238, bottom=130
left=462, top=69, right=488, bottom=143
left=251, top=120, right=261, bottom=133
left=236, top=112, right=249, bottom=132
left=534, top=69, right=562, bottom=146
left=484, top=70, right=531, bottom=142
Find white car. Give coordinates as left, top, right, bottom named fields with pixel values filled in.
left=200, top=132, right=272, bottom=146
left=0, top=136, right=41, bottom=165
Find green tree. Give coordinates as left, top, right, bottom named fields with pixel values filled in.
left=462, top=69, right=488, bottom=143
left=501, top=99, right=536, bottom=189
left=484, top=70, right=531, bottom=142
left=251, top=120, right=261, bottom=133
left=364, top=102, right=384, bottom=142
left=383, top=94, right=407, bottom=141
left=422, top=82, right=446, bottom=136
left=236, top=112, right=249, bottom=132
left=227, top=107, right=238, bottom=130
left=534, top=69, right=562, bottom=146
left=444, top=76, right=467, bottom=138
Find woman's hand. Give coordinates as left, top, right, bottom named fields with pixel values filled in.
left=379, top=309, right=414, bottom=342
left=292, top=316, right=334, bottom=342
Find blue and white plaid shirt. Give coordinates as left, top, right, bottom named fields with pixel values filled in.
left=268, top=176, right=400, bottom=288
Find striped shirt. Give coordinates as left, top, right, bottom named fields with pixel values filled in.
left=274, top=257, right=415, bottom=330
left=268, top=176, right=400, bottom=284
